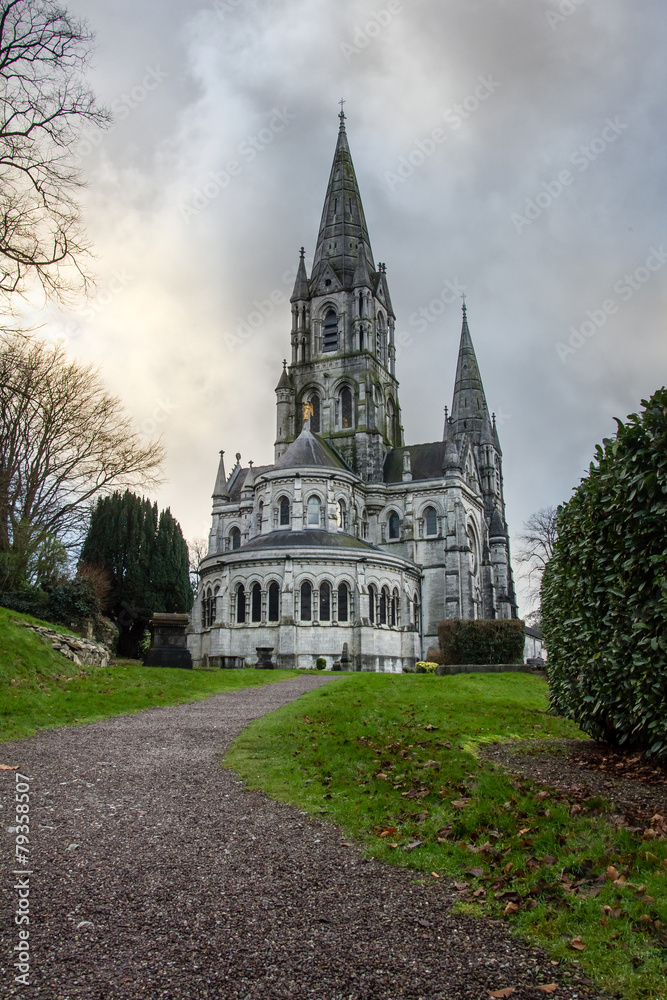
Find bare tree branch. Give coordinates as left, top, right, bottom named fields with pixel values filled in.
left=0, top=0, right=110, bottom=306
left=0, top=331, right=165, bottom=587
left=515, top=506, right=559, bottom=621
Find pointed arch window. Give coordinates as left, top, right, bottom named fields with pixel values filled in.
left=279, top=496, right=290, bottom=526
left=251, top=583, right=262, bottom=622
left=308, top=392, right=321, bottom=433
left=425, top=506, right=437, bottom=536
left=377, top=312, right=386, bottom=363
left=323, top=310, right=338, bottom=353
left=300, top=581, right=312, bottom=621
left=340, top=385, right=353, bottom=429
left=391, top=588, right=399, bottom=628
left=236, top=584, right=246, bottom=624
left=388, top=511, right=400, bottom=540
left=268, top=582, right=280, bottom=622
left=338, top=583, right=349, bottom=623
left=386, top=397, right=395, bottom=444
left=319, top=581, right=331, bottom=622
left=230, top=526, right=241, bottom=550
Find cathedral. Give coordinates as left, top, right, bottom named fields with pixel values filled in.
left=188, top=113, right=517, bottom=671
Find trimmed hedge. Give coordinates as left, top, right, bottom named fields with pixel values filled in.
left=541, top=388, right=667, bottom=759
left=438, top=619, right=525, bottom=665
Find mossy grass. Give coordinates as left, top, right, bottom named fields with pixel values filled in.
left=0, top=606, right=300, bottom=742
left=225, top=672, right=667, bottom=1000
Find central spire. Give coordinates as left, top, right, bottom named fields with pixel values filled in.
left=311, top=109, right=375, bottom=289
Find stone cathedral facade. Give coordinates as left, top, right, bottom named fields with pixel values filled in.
left=189, top=115, right=517, bottom=670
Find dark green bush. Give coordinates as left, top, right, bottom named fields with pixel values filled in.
left=46, top=579, right=100, bottom=628
left=315, top=657, right=326, bottom=670
left=438, top=619, right=525, bottom=665
left=0, top=587, right=49, bottom=618
left=541, top=388, right=667, bottom=759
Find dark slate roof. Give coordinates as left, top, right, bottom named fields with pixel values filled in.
left=311, top=118, right=375, bottom=290
left=274, top=425, right=349, bottom=471
left=384, top=442, right=446, bottom=483
left=228, top=465, right=273, bottom=502
left=489, top=508, right=507, bottom=538
left=239, top=529, right=380, bottom=552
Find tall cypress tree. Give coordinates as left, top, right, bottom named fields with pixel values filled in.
left=81, top=491, right=192, bottom=657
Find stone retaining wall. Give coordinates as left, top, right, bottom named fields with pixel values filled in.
left=16, top=622, right=113, bottom=667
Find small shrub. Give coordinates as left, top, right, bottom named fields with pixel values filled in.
left=315, top=657, right=326, bottom=670
left=416, top=661, right=438, bottom=673
left=438, top=619, right=525, bottom=665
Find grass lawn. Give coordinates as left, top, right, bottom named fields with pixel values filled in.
left=224, top=671, right=667, bottom=1000
left=0, top=606, right=300, bottom=742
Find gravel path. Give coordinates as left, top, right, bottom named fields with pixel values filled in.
left=1, top=676, right=608, bottom=1000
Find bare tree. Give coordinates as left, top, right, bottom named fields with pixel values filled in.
left=0, top=331, right=164, bottom=588
left=0, top=0, right=110, bottom=304
left=515, top=506, right=559, bottom=623
left=188, top=536, right=208, bottom=596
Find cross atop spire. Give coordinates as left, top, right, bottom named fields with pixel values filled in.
left=338, top=98, right=346, bottom=128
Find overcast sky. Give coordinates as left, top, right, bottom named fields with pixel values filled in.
left=31, top=0, right=666, bottom=612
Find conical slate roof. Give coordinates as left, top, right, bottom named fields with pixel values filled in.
left=290, top=248, right=310, bottom=303
left=311, top=114, right=375, bottom=289
left=212, top=450, right=230, bottom=499
left=274, top=421, right=347, bottom=471
left=450, top=303, right=490, bottom=438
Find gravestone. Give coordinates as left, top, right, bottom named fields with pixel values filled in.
left=255, top=646, right=275, bottom=669
left=144, top=613, right=193, bottom=669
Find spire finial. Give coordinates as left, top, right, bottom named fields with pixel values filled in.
left=461, top=291, right=467, bottom=315
left=338, top=98, right=346, bottom=127
left=444, top=405, right=448, bottom=419
left=299, top=246, right=305, bottom=259
left=282, top=359, right=287, bottom=370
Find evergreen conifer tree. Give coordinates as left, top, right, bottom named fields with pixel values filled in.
left=81, top=491, right=192, bottom=656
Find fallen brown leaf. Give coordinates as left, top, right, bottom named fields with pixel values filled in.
left=570, top=937, right=586, bottom=951
left=0, top=764, right=19, bottom=770
left=504, top=901, right=520, bottom=916
left=488, top=989, right=515, bottom=998
left=379, top=827, right=398, bottom=838
left=536, top=985, right=558, bottom=994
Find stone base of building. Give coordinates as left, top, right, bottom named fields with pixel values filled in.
left=189, top=622, right=420, bottom=673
